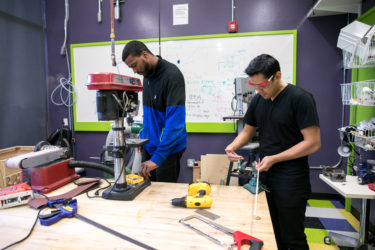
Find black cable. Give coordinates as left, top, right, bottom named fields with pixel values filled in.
left=37, top=191, right=50, bottom=201
left=71, top=177, right=113, bottom=199
left=86, top=179, right=113, bottom=198
left=1, top=208, right=44, bottom=250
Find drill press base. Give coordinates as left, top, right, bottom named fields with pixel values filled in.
left=102, top=179, right=151, bottom=200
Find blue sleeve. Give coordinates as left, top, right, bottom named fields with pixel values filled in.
left=150, top=105, right=186, bottom=166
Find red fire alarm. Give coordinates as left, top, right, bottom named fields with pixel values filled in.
left=228, top=20, right=238, bottom=33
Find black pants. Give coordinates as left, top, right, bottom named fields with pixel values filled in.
left=261, top=172, right=310, bottom=250
left=141, top=148, right=185, bottom=182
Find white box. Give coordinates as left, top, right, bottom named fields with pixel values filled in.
left=337, top=21, right=371, bottom=54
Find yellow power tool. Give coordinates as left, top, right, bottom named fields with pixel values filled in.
left=171, top=182, right=213, bottom=208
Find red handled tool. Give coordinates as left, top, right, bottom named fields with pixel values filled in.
left=179, top=215, right=263, bottom=250
left=0, top=183, right=34, bottom=209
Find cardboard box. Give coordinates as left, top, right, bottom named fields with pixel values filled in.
left=200, top=154, right=238, bottom=186
left=0, top=146, right=34, bottom=188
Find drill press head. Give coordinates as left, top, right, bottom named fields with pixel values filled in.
left=86, top=72, right=142, bottom=92
left=86, top=72, right=142, bottom=120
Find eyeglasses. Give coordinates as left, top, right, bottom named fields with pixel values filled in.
left=248, top=75, right=274, bottom=87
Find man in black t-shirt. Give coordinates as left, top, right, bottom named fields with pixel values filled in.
left=225, top=54, right=321, bottom=250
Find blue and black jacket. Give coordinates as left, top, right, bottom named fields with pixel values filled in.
left=140, top=56, right=187, bottom=166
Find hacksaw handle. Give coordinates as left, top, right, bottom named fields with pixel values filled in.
left=233, top=231, right=264, bottom=250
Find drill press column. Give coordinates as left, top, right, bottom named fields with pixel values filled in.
left=112, top=117, right=126, bottom=189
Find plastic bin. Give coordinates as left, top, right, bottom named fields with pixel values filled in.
left=340, top=80, right=375, bottom=106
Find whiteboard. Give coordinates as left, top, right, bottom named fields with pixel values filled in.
left=71, top=30, right=296, bottom=132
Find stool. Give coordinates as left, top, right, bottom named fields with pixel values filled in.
left=226, top=142, right=259, bottom=186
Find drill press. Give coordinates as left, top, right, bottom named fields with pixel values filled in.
left=86, top=72, right=150, bottom=200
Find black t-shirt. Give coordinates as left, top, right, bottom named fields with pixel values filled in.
left=244, top=84, right=319, bottom=176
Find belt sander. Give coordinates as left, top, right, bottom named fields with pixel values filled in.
left=5, top=146, right=79, bottom=194
left=5, top=147, right=69, bottom=169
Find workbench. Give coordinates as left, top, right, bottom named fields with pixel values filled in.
left=319, top=174, right=375, bottom=247
left=0, top=181, right=276, bottom=249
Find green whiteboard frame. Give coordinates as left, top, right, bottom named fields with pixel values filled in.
left=71, top=30, right=297, bottom=133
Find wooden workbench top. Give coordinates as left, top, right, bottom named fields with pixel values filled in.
left=0, top=181, right=276, bottom=249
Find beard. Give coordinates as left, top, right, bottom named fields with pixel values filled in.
left=142, top=59, right=155, bottom=78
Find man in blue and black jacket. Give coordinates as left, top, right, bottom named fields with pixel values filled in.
left=122, top=40, right=187, bottom=182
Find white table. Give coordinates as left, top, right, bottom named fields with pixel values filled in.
left=319, top=174, right=375, bottom=246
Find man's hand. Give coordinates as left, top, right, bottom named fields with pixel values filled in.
left=225, top=145, right=244, bottom=162
left=139, top=160, right=158, bottom=178
left=136, top=146, right=142, bottom=154
left=254, top=156, right=275, bottom=172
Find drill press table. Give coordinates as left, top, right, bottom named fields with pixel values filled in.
left=0, top=181, right=276, bottom=249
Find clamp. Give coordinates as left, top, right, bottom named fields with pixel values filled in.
left=39, top=198, right=77, bottom=226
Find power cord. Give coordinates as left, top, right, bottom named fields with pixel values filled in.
left=1, top=207, right=45, bottom=250
left=1, top=190, right=53, bottom=249
left=50, top=74, right=76, bottom=108
left=84, top=178, right=113, bottom=199
left=36, top=191, right=50, bottom=202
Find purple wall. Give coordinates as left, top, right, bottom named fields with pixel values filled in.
left=0, top=0, right=48, bottom=149
left=44, top=0, right=365, bottom=193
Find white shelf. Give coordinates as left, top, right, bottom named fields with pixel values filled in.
left=308, top=0, right=362, bottom=17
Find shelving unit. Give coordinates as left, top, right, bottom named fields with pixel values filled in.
left=307, top=0, right=362, bottom=18
left=336, top=14, right=375, bottom=152
left=339, top=81, right=375, bottom=151
left=326, top=6, right=375, bottom=247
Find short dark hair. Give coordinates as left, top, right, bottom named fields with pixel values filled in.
left=245, top=54, right=280, bottom=78
left=122, top=40, right=153, bottom=62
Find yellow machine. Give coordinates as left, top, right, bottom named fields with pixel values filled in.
left=171, top=182, right=213, bottom=208
left=187, top=182, right=211, bottom=196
